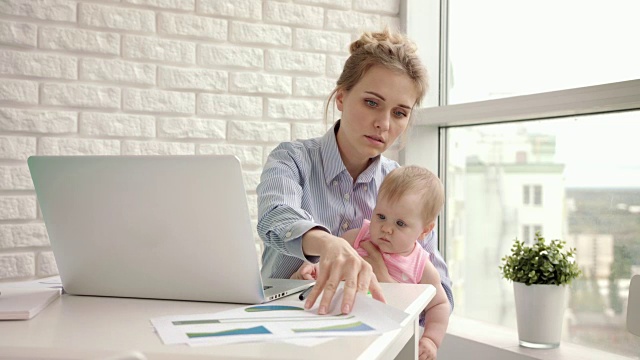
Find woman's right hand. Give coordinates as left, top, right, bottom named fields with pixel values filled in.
left=301, top=229, right=385, bottom=315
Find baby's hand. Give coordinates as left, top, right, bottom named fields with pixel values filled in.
left=290, top=262, right=318, bottom=280
left=360, top=241, right=392, bottom=283
left=419, top=337, right=438, bottom=360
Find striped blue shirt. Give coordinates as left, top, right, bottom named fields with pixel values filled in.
left=257, top=121, right=453, bottom=310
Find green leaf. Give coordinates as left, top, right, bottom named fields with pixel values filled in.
left=498, top=231, right=582, bottom=285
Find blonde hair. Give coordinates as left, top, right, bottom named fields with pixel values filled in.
left=325, top=27, right=429, bottom=141
left=378, top=166, right=444, bottom=225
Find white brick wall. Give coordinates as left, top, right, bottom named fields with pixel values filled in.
left=42, top=83, right=121, bottom=109
left=158, top=13, right=227, bottom=40
left=198, top=0, right=262, bottom=19
left=1, top=50, right=77, bottom=79
left=0, top=20, right=38, bottom=47
left=198, top=44, right=264, bottom=68
left=230, top=22, right=291, bottom=46
left=80, top=58, right=155, bottom=85
left=0, top=0, right=401, bottom=281
left=39, top=27, right=121, bottom=55
left=79, top=3, right=156, bottom=32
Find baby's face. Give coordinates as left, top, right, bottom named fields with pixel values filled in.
left=369, top=192, right=430, bottom=256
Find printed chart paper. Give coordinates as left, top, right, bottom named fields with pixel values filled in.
left=151, top=290, right=408, bottom=347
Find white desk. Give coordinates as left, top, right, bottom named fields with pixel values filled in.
left=0, top=283, right=434, bottom=360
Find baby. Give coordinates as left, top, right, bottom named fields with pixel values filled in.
left=293, top=166, right=450, bottom=360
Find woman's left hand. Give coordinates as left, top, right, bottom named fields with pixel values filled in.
left=291, top=262, right=319, bottom=280
left=360, top=241, right=394, bottom=283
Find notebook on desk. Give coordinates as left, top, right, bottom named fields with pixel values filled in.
left=27, top=155, right=313, bottom=304
left=0, top=287, right=61, bottom=320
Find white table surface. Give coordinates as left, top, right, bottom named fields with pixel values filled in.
left=0, top=283, right=434, bottom=360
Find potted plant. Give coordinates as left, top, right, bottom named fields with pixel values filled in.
left=499, top=232, right=581, bottom=349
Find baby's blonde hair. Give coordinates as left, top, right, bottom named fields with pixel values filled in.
left=325, top=28, right=429, bottom=143
left=378, top=166, right=444, bottom=226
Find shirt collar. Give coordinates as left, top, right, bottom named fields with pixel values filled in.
left=320, top=120, right=384, bottom=186
left=357, top=155, right=382, bottom=185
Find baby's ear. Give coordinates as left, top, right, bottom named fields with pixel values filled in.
left=421, top=222, right=435, bottom=238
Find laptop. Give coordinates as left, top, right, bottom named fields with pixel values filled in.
left=27, top=155, right=313, bottom=304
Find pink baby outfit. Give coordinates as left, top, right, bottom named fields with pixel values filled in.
left=353, top=220, right=429, bottom=284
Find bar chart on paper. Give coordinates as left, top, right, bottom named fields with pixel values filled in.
left=151, top=292, right=408, bottom=347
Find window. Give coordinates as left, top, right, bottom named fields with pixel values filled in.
left=442, top=112, right=640, bottom=357
left=523, top=185, right=542, bottom=206
left=533, top=185, right=542, bottom=206
left=403, top=1, right=640, bottom=357
left=522, top=225, right=530, bottom=243
left=522, top=224, right=543, bottom=244
left=447, top=0, right=640, bottom=104
left=533, top=225, right=542, bottom=237
left=522, top=185, right=530, bottom=205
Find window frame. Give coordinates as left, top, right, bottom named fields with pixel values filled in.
left=523, top=185, right=530, bottom=205
left=523, top=184, right=543, bottom=206
left=533, top=185, right=542, bottom=206
left=415, top=79, right=640, bottom=127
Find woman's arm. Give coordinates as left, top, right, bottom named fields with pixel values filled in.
left=257, top=145, right=325, bottom=263
left=257, top=144, right=384, bottom=314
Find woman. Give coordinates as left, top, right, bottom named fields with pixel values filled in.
left=257, top=28, right=453, bottom=316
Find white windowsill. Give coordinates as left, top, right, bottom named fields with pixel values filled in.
left=440, top=315, right=635, bottom=360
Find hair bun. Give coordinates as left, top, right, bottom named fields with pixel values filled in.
left=349, top=28, right=417, bottom=55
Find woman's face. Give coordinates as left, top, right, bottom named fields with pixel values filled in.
left=335, top=65, right=419, bottom=165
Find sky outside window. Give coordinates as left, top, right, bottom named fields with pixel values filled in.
left=448, top=0, right=640, bottom=105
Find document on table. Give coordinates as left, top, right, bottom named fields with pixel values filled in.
left=150, top=289, right=408, bottom=347
left=0, top=287, right=61, bottom=320
left=0, top=276, right=62, bottom=289
left=0, top=276, right=63, bottom=320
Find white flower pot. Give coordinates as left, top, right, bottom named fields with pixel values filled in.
left=513, top=282, right=567, bottom=349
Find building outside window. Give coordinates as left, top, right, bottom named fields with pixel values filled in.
left=533, top=185, right=542, bottom=206
left=522, top=224, right=543, bottom=244
left=523, top=185, right=543, bottom=206
left=403, top=0, right=640, bottom=357
left=533, top=224, right=542, bottom=238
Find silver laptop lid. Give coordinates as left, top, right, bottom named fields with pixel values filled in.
left=28, top=155, right=266, bottom=304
